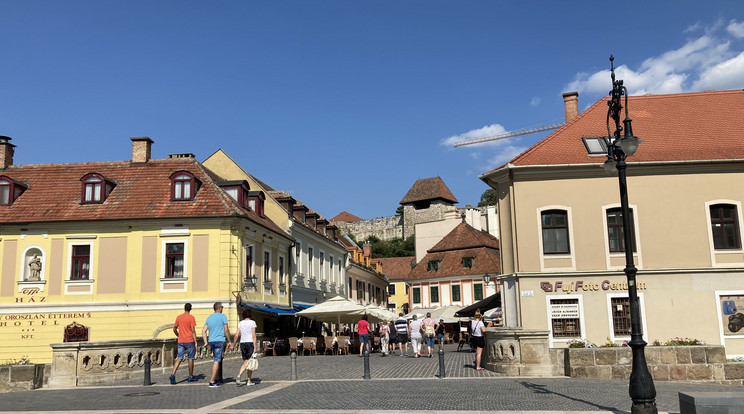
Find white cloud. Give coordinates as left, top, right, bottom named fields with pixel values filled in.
left=440, top=123, right=508, bottom=148
left=565, top=21, right=744, bottom=95
left=530, top=96, right=541, bottom=107
left=484, top=145, right=528, bottom=170
left=728, top=20, right=744, bottom=38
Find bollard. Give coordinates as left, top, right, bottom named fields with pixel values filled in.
left=143, top=356, right=151, bottom=386
left=290, top=351, right=298, bottom=381
left=363, top=350, right=371, bottom=380
left=438, top=348, right=446, bottom=378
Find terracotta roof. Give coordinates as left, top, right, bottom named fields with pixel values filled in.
left=330, top=211, right=364, bottom=222
left=399, top=177, right=458, bottom=205
left=486, top=89, right=744, bottom=173
left=0, top=158, right=290, bottom=239
left=376, top=256, right=415, bottom=280
left=407, top=222, right=500, bottom=281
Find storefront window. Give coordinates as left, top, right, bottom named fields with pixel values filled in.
left=550, top=298, right=581, bottom=337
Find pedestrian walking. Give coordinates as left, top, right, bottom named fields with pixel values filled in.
left=379, top=320, right=390, bottom=356
left=394, top=313, right=409, bottom=356
left=471, top=309, right=486, bottom=370
left=436, top=318, right=446, bottom=350
left=388, top=319, right=398, bottom=354
left=408, top=314, right=423, bottom=358
left=232, top=307, right=257, bottom=386
left=202, top=302, right=233, bottom=387
left=170, top=303, right=199, bottom=384
left=421, top=312, right=437, bottom=358
left=358, top=314, right=370, bottom=356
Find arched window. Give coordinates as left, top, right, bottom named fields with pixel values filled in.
left=170, top=171, right=199, bottom=201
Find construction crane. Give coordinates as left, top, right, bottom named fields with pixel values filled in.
left=453, top=122, right=565, bottom=147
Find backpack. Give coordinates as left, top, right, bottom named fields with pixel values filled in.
left=425, top=323, right=435, bottom=337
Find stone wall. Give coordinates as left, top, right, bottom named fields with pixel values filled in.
left=559, top=346, right=744, bottom=385
left=403, top=202, right=456, bottom=239
left=334, top=215, right=403, bottom=242
left=0, top=364, right=50, bottom=392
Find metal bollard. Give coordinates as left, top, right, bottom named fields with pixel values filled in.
left=363, top=350, right=371, bottom=380
left=143, top=356, right=151, bottom=385
left=290, top=351, right=298, bottom=381
left=438, top=348, right=446, bottom=378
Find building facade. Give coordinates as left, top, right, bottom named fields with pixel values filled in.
left=480, top=90, right=744, bottom=356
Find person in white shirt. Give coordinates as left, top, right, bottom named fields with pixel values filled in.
left=232, top=308, right=257, bottom=386
left=408, top=314, right=423, bottom=358
left=471, top=309, right=486, bottom=370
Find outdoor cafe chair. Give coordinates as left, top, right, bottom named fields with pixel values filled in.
left=301, top=337, right=316, bottom=356
left=324, top=336, right=336, bottom=355
left=288, top=337, right=299, bottom=355
left=264, top=337, right=279, bottom=356
left=337, top=336, right=350, bottom=355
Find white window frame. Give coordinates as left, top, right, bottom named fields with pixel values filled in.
left=601, top=203, right=643, bottom=270
left=295, top=242, right=302, bottom=276
left=308, top=245, right=315, bottom=279
left=429, top=283, right=441, bottom=307
left=160, top=238, right=188, bottom=292
left=64, top=240, right=95, bottom=295
left=706, top=200, right=744, bottom=267
left=263, top=250, right=272, bottom=283
left=278, top=254, right=286, bottom=285
left=244, top=243, right=255, bottom=280
left=320, top=251, right=325, bottom=280
left=716, top=290, right=744, bottom=358
left=605, top=292, right=648, bottom=344
left=546, top=294, right=586, bottom=347
left=537, top=206, right=576, bottom=272
left=451, top=282, right=462, bottom=305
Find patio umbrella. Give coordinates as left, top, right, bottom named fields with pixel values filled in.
left=296, top=295, right=367, bottom=325
left=363, top=304, right=397, bottom=323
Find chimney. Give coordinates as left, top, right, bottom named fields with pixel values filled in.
left=0, top=136, right=16, bottom=169
left=363, top=241, right=372, bottom=258
left=131, top=137, right=154, bottom=163
left=326, top=224, right=337, bottom=240
left=562, top=92, right=579, bottom=122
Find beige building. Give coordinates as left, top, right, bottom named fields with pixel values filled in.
left=480, top=90, right=744, bottom=357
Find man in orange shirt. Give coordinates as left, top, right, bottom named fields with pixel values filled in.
left=170, top=303, right=198, bottom=384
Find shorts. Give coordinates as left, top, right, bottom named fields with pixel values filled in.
left=240, top=342, right=255, bottom=360
left=397, top=333, right=408, bottom=343
left=425, top=336, right=435, bottom=348
left=209, top=341, right=225, bottom=362
left=389, top=336, right=398, bottom=344
left=471, top=336, right=485, bottom=348
left=359, top=334, right=370, bottom=345
left=437, top=334, right=444, bottom=344
left=177, top=342, right=196, bottom=360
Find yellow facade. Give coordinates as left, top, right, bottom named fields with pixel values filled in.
left=387, top=280, right=409, bottom=315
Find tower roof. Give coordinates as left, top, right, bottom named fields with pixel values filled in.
left=399, top=176, right=458, bottom=205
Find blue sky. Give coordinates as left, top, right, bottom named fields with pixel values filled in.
left=2, top=1, right=743, bottom=221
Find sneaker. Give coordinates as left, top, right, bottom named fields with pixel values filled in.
left=246, top=381, right=255, bottom=386
left=187, top=377, right=198, bottom=382
left=169, top=374, right=176, bottom=385
left=209, top=382, right=221, bottom=388
left=236, top=379, right=246, bottom=386
left=404, top=353, right=409, bottom=356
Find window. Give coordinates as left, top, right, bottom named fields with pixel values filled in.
left=473, top=283, right=483, bottom=301
left=388, top=284, right=396, bottom=295
left=279, top=256, right=285, bottom=284
left=348, top=277, right=352, bottom=298
left=248, top=191, right=265, bottom=217
left=80, top=173, right=115, bottom=204
left=70, top=245, right=90, bottom=280
left=611, top=297, right=631, bottom=336
left=320, top=252, right=325, bottom=279
left=550, top=298, right=581, bottom=338
left=165, top=243, right=184, bottom=278
left=452, top=284, right=461, bottom=302
left=607, top=208, right=636, bottom=253
left=357, top=280, right=364, bottom=302
left=462, top=257, right=474, bottom=268
left=295, top=242, right=301, bottom=274
left=219, top=181, right=250, bottom=208
left=430, top=286, right=439, bottom=303
left=245, top=245, right=254, bottom=279
left=711, top=204, right=741, bottom=250
left=542, top=210, right=570, bottom=254
left=0, top=176, right=27, bottom=205
left=308, top=247, right=314, bottom=278
left=427, top=260, right=440, bottom=271
left=170, top=171, right=198, bottom=201
left=329, top=255, right=334, bottom=280
left=264, top=251, right=271, bottom=283
left=412, top=287, right=421, bottom=304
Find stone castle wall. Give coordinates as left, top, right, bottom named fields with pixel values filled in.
left=403, top=202, right=457, bottom=239
left=334, top=215, right=403, bottom=241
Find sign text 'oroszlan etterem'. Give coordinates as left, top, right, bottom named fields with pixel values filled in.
left=540, top=279, right=647, bottom=293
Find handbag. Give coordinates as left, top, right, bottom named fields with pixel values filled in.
left=246, top=356, right=258, bottom=371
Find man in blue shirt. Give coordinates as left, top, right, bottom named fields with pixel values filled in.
left=202, top=302, right=233, bottom=387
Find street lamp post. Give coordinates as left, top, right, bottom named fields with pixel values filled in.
left=604, top=55, right=657, bottom=414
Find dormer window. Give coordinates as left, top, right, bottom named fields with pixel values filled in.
left=427, top=260, right=440, bottom=271
left=218, top=180, right=250, bottom=208
left=248, top=191, right=265, bottom=217
left=0, top=176, right=27, bottom=205
left=462, top=257, right=474, bottom=268
left=170, top=171, right=199, bottom=201
left=80, top=173, right=115, bottom=204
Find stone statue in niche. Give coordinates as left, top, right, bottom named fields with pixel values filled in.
left=28, top=254, right=42, bottom=281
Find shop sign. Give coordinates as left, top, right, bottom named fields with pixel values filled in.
left=720, top=295, right=744, bottom=336
left=550, top=302, right=579, bottom=319
left=540, top=279, right=647, bottom=293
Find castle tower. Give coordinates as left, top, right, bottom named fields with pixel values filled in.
left=399, top=176, right=458, bottom=239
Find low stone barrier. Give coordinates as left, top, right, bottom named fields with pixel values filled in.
left=560, top=346, right=744, bottom=384
left=0, top=364, right=50, bottom=392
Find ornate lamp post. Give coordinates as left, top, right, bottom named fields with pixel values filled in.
left=604, top=55, right=657, bottom=414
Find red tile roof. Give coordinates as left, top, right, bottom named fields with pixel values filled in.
left=408, top=222, right=500, bottom=281
left=376, top=256, right=415, bottom=280
left=0, top=158, right=290, bottom=238
left=330, top=211, right=364, bottom=223
left=485, top=90, right=744, bottom=173
left=399, top=176, right=458, bottom=205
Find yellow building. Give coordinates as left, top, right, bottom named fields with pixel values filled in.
left=376, top=256, right=415, bottom=315
left=0, top=137, right=292, bottom=363
left=481, top=90, right=744, bottom=357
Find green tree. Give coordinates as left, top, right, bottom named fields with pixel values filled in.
left=478, top=188, right=498, bottom=207
left=395, top=205, right=404, bottom=216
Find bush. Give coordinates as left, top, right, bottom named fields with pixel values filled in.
left=567, top=338, right=594, bottom=348
left=664, top=337, right=705, bottom=346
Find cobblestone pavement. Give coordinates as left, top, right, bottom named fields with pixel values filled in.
left=3, top=345, right=741, bottom=413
